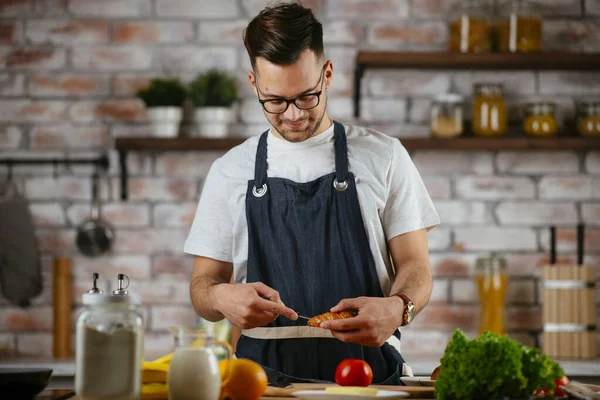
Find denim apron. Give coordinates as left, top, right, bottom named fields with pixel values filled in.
left=236, top=121, right=406, bottom=385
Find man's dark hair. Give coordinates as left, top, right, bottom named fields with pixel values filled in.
left=243, top=2, right=324, bottom=70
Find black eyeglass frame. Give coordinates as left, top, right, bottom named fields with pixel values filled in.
left=256, top=64, right=327, bottom=114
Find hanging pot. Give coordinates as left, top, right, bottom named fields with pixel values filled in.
left=76, top=172, right=114, bottom=257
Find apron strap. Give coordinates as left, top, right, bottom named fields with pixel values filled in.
left=253, top=130, right=270, bottom=192
left=333, top=121, right=349, bottom=189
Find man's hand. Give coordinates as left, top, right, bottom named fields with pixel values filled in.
left=213, top=282, right=298, bottom=329
left=320, top=296, right=404, bottom=347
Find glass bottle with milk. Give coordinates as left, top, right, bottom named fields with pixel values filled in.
left=75, top=273, right=144, bottom=400
left=168, top=326, right=233, bottom=400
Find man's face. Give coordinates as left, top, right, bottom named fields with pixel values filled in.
left=250, top=50, right=332, bottom=143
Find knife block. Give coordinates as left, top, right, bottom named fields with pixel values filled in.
left=541, top=264, right=597, bottom=359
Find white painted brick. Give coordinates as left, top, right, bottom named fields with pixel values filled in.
left=399, top=329, right=452, bottom=360
left=156, top=46, right=237, bottom=72
left=25, top=19, right=109, bottom=45
left=1, top=47, right=67, bottom=70
left=72, top=46, right=153, bottom=71
left=452, top=71, right=537, bottom=97
left=430, top=279, right=449, bottom=303
left=412, top=152, right=494, bottom=175
left=107, top=149, right=152, bottom=177
left=373, top=123, right=430, bottom=138
left=409, top=98, right=431, bottom=123
left=67, top=203, right=150, bottom=228
left=197, top=20, right=247, bottom=44
left=496, top=151, right=580, bottom=175
left=326, top=0, right=408, bottom=19
left=69, top=99, right=146, bottom=123
left=0, top=73, right=25, bottom=96
left=150, top=306, right=197, bottom=331
left=111, top=229, right=189, bottom=254
left=114, top=21, right=194, bottom=44
left=155, top=151, right=225, bottom=177
left=454, top=227, right=537, bottom=251
left=328, top=96, right=354, bottom=121
left=428, top=252, right=479, bottom=277
left=539, top=176, right=593, bottom=199
left=427, top=226, right=451, bottom=251
left=456, top=176, right=536, bottom=199
left=30, top=124, right=108, bottom=149
left=586, top=152, right=600, bottom=174
left=323, top=20, right=364, bottom=45
left=240, top=0, right=322, bottom=16
left=433, top=200, right=492, bottom=225
left=144, top=332, right=174, bottom=361
left=325, top=47, right=357, bottom=73
left=535, top=0, right=582, bottom=15
left=0, top=100, right=67, bottom=122
left=152, top=255, right=195, bottom=280
left=30, top=0, right=69, bottom=16
left=16, top=333, right=52, bottom=357
left=156, top=0, right=239, bottom=18
left=126, top=177, right=198, bottom=202
left=0, top=306, right=53, bottom=331
left=367, top=21, right=447, bottom=49
left=421, top=176, right=452, bottom=199
left=0, top=1, right=30, bottom=15
left=582, top=203, right=600, bottom=226
left=28, top=73, right=110, bottom=97
left=153, top=203, right=197, bottom=228
left=360, top=98, right=406, bottom=122
left=72, top=255, right=152, bottom=279
left=540, top=227, right=600, bottom=254
left=0, top=125, right=22, bottom=149
left=329, top=72, right=352, bottom=97
left=240, top=47, right=252, bottom=71
left=539, top=72, right=600, bottom=95
left=240, top=99, right=265, bottom=124
left=128, top=280, right=191, bottom=305
left=496, top=201, right=578, bottom=226
left=589, top=1, right=600, bottom=15
left=29, top=203, right=66, bottom=227
left=367, top=70, right=450, bottom=97
left=69, top=0, right=151, bottom=17
left=503, top=253, right=549, bottom=277
left=36, top=229, right=75, bottom=253
left=543, top=20, right=600, bottom=52
left=452, top=279, right=477, bottom=303
left=25, top=177, right=89, bottom=200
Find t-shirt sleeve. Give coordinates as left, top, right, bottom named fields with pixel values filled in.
left=381, top=140, right=440, bottom=240
left=183, top=158, right=234, bottom=262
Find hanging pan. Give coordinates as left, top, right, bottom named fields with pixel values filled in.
left=76, top=171, right=114, bottom=257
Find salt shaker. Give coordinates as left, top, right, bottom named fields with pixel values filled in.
left=75, top=273, right=144, bottom=400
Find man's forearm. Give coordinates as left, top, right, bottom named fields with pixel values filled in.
left=190, top=274, right=229, bottom=322
left=389, top=260, right=433, bottom=315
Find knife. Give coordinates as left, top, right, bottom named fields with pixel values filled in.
left=297, top=315, right=311, bottom=321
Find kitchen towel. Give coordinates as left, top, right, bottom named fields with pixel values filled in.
left=0, top=179, right=42, bottom=307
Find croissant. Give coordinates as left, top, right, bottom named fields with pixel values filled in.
left=307, top=311, right=357, bottom=327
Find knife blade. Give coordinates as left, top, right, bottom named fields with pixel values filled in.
left=297, top=315, right=311, bottom=321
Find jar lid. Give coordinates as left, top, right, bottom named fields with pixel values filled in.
left=434, top=93, right=464, bottom=104
left=474, top=83, right=504, bottom=96
left=525, top=101, right=556, bottom=115
left=83, top=292, right=140, bottom=305
left=475, top=256, right=507, bottom=274
left=575, top=99, right=600, bottom=114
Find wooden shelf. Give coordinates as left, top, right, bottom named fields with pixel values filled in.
left=353, top=51, right=600, bottom=118
left=116, top=136, right=600, bottom=152
left=356, top=51, right=600, bottom=71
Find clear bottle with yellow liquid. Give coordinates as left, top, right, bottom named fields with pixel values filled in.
left=475, top=256, right=508, bottom=335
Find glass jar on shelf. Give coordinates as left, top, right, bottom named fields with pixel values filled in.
left=475, top=256, right=508, bottom=335
left=430, top=93, right=464, bottom=138
left=497, top=0, right=542, bottom=53
left=523, top=101, right=558, bottom=136
left=472, top=83, right=507, bottom=136
left=575, top=100, right=600, bottom=136
left=448, top=0, right=493, bottom=53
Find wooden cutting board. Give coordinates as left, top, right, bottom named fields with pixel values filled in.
left=263, top=383, right=435, bottom=398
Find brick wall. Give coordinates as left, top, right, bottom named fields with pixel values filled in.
left=0, top=0, right=599, bottom=362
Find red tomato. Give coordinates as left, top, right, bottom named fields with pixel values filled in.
left=553, top=375, right=569, bottom=397
left=334, top=359, right=373, bottom=387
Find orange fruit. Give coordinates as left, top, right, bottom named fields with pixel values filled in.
left=219, top=358, right=268, bottom=400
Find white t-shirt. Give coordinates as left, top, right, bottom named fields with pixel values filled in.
left=183, top=123, right=440, bottom=295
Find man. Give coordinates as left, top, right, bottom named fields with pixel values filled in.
left=185, top=2, right=440, bottom=385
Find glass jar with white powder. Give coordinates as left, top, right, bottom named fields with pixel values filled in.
left=75, top=273, right=144, bottom=400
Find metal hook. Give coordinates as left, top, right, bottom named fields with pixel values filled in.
left=7, top=159, right=13, bottom=182
left=52, top=159, right=58, bottom=179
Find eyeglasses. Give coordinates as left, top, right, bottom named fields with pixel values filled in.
left=256, top=64, right=326, bottom=114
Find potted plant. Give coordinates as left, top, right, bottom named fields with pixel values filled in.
left=136, top=77, right=187, bottom=138
left=188, top=69, right=238, bottom=138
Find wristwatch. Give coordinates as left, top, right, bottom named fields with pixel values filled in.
left=391, top=293, right=415, bottom=326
